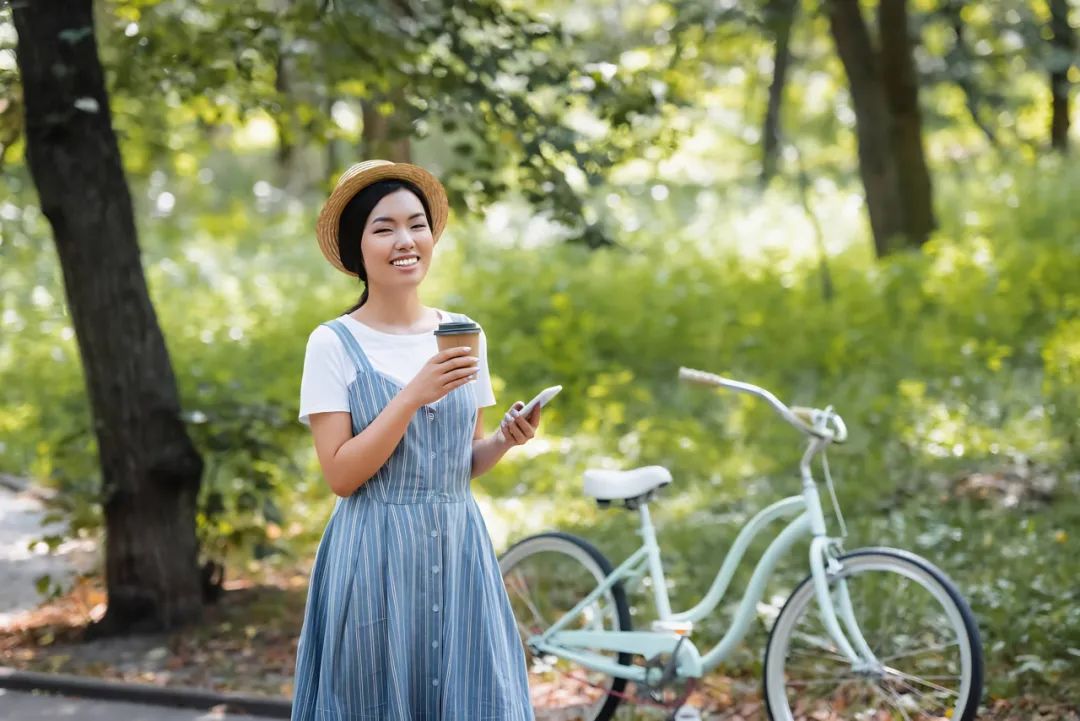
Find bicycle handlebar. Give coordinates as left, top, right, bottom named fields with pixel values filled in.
left=678, top=367, right=847, bottom=443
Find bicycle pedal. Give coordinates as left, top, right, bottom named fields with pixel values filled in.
left=671, top=705, right=702, bottom=721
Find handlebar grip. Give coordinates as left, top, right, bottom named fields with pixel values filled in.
left=678, top=367, right=724, bottom=387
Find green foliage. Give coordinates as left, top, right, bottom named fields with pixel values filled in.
left=3, top=0, right=1080, bottom=704
left=457, top=156, right=1080, bottom=697
left=86, top=0, right=687, bottom=246
left=6, top=152, right=1077, bottom=696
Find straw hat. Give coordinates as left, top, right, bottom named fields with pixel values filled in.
left=316, top=160, right=449, bottom=276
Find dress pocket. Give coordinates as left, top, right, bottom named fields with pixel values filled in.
left=353, top=616, right=387, bottom=678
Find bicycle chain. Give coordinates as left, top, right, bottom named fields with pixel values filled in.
left=555, top=664, right=698, bottom=714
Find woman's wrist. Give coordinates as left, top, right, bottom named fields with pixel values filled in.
left=396, top=386, right=424, bottom=413
left=491, top=429, right=515, bottom=453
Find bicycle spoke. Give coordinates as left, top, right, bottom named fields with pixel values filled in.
left=786, top=646, right=850, bottom=663
left=883, top=666, right=960, bottom=697
left=877, top=640, right=960, bottom=664
left=788, top=631, right=849, bottom=661
left=868, top=573, right=907, bottom=659
left=769, top=554, right=975, bottom=721
left=507, top=570, right=549, bottom=632
left=872, top=682, right=914, bottom=721
left=785, top=676, right=861, bottom=687
left=501, top=540, right=631, bottom=721
left=895, top=681, right=950, bottom=711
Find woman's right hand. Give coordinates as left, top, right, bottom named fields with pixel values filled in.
left=402, top=347, right=479, bottom=408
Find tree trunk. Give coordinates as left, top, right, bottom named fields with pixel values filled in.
left=760, top=0, right=798, bottom=185
left=1049, top=0, right=1075, bottom=152
left=826, top=0, right=906, bottom=257
left=361, top=95, right=412, bottom=163
left=879, top=0, right=935, bottom=246
left=274, top=48, right=298, bottom=171
left=942, top=0, right=997, bottom=145
left=13, top=0, right=205, bottom=634
left=274, top=0, right=306, bottom=192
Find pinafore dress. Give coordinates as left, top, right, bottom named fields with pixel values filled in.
left=290, top=316, right=534, bottom=721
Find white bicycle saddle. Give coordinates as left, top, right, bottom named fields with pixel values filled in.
left=583, top=465, right=673, bottom=501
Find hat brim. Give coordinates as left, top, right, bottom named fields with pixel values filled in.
left=316, top=161, right=450, bottom=277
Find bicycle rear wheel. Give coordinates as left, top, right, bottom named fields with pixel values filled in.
left=763, top=547, right=983, bottom=721
left=499, top=531, right=632, bottom=721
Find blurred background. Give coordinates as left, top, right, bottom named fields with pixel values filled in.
left=0, top=0, right=1077, bottom=718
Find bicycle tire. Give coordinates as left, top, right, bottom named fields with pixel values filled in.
left=763, top=546, right=983, bottom=721
left=499, top=531, right=633, bottom=721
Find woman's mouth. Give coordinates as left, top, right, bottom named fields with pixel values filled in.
left=390, top=256, right=420, bottom=268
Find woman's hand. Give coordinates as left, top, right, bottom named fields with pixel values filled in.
left=497, top=401, right=541, bottom=447
left=401, top=347, right=479, bottom=408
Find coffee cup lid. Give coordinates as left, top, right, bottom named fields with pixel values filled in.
left=434, top=321, right=481, bottom=335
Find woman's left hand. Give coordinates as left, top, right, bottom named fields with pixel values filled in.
left=497, top=401, right=541, bottom=447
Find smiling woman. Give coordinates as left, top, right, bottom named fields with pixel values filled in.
left=334, top=179, right=435, bottom=312
left=290, top=160, right=540, bottom=721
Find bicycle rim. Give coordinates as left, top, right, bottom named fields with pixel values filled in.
left=763, top=549, right=982, bottom=721
left=499, top=532, right=631, bottom=721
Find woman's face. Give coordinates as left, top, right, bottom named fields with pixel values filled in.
left=360, top=188, right=434, bottom=291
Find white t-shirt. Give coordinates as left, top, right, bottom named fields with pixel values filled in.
left=298, top=310, right=497, bottom=427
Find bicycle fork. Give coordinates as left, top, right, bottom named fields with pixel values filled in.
left=800, top=434, right=882, bottom=675
left=809, top=536, right=883, bottom=674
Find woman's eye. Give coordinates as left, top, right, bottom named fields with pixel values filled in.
left=412, top=224, right=428, bottom=231
left=374, top=228, right=392, bottom=234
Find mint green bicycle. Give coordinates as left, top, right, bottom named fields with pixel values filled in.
left=499, top=368, right=983, bottom=721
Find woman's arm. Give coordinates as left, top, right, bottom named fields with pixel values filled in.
left=309, top=391, right=422, bottom=498
left=470, top=404, right=540, bottom=479
left=310, top=346, right=479, bottom=497
left=470, top=409, right=510, bottom=479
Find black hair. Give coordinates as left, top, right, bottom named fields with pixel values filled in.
left=338, top=179, right=434, bottom=313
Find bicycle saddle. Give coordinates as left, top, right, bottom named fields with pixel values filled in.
left=583, top=465, right=673, bottom=501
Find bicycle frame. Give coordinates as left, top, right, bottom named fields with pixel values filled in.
left=526, top=436, right=882, bottom=685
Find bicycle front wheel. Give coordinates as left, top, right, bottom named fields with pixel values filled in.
left=763, top=547, right=983, bottom=721
left=499, top=531, right=632, bottom=721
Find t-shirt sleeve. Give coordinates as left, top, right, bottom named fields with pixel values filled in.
left=474, top=326, right=497, bottom=409
left=298, top=325, right=352, bottom=427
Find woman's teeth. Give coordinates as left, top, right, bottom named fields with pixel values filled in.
left=391, top=257, right=419, bottom=267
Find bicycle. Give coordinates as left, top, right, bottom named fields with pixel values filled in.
left=499, top=367, right=984, bottom=721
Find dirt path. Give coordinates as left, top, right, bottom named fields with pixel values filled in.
left=0, top=483, right=98, bottom=627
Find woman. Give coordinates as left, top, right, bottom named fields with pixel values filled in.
left=292, top=160, right=538, bottom=720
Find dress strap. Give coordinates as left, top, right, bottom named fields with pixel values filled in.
left=321, top=319, right=374, bottom=374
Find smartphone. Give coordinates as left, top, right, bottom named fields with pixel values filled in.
left=496, top=386, right=565, bottom=442
left=517, top=385, right=562, bottom=418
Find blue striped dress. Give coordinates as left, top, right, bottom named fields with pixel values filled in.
left=290, top=316, right=535, bottom=721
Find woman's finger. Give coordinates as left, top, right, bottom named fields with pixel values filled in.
left=505, top=423, right=526, bottom=445
left=513, top=411, right=537, bottom=432
left=515, top=416, right=535, bottom=439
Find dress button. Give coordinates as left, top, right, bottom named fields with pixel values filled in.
left=432, top=640, right=439, bottom=649
left=427, top=410, right=436, bottom=421
left=430, top=530, right=438, bottom=538
left=430, top=451, right=437, bottom=459
left=432, top=604, right=440, bottom=612
left=432, top=565, right=440, bottom=574
left=432, top=679, right=440, bottom=687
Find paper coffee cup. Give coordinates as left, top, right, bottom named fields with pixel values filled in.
left=434, top=321, right=481, bottom=381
